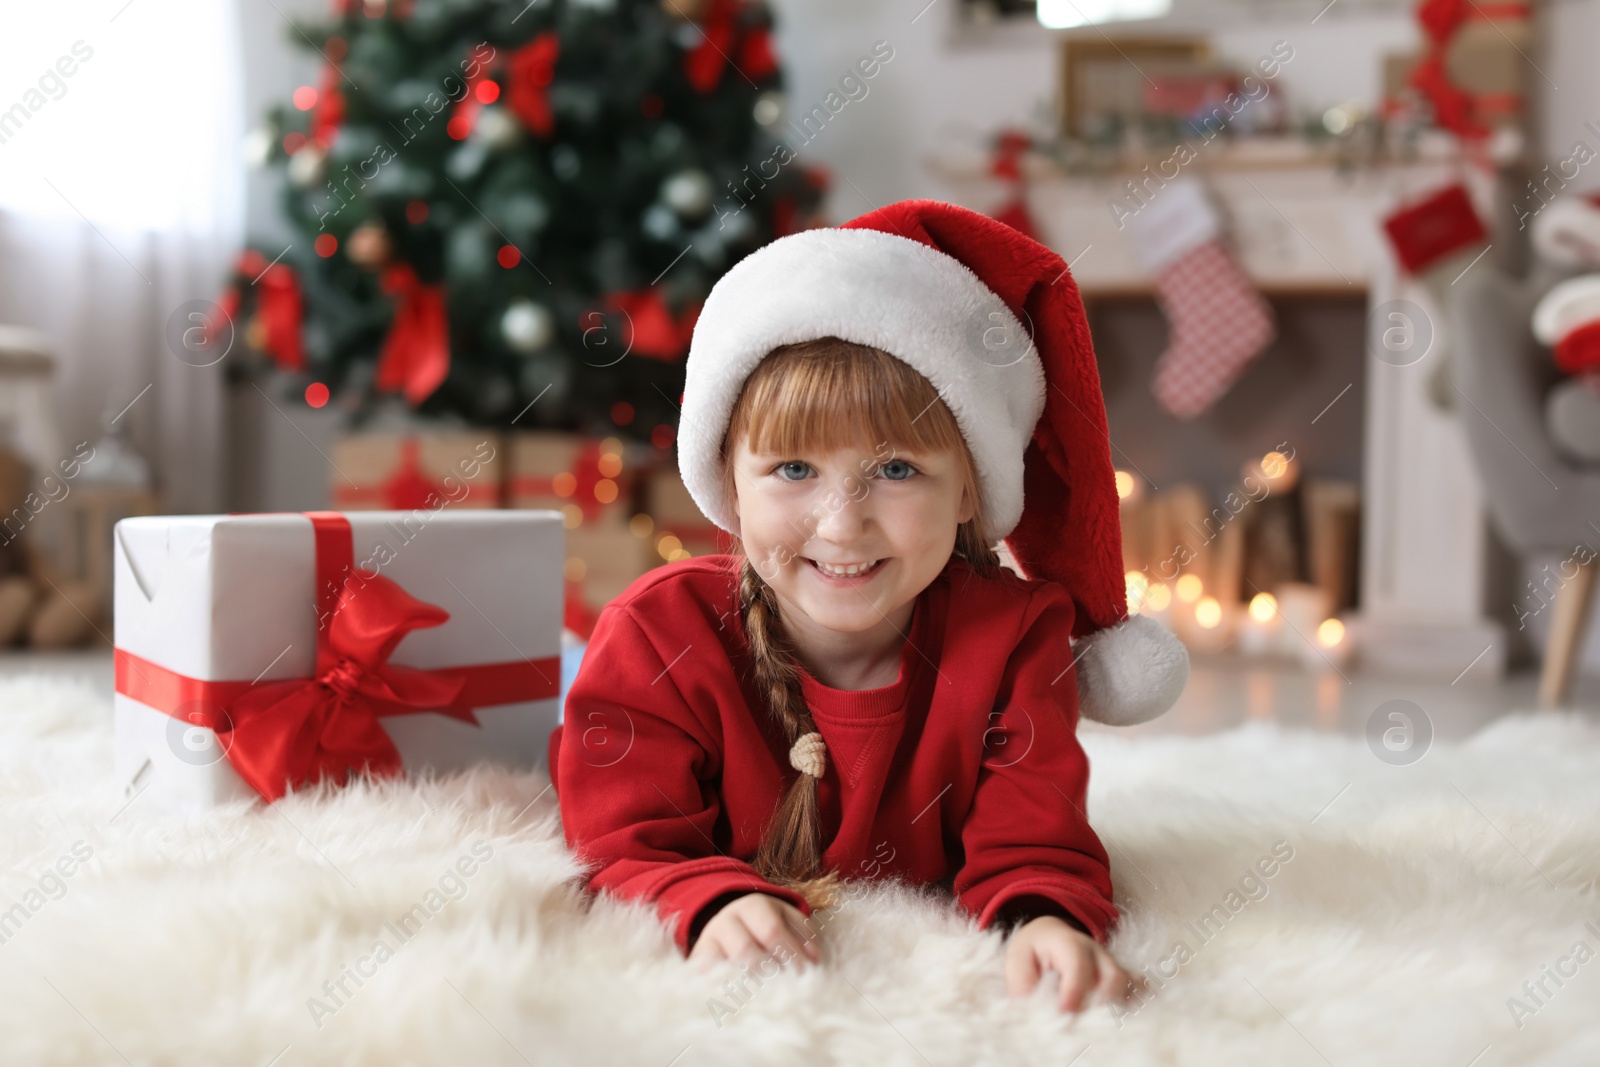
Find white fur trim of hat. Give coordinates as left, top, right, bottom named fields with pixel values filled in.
left=678, top=227, right=1044, bottom=545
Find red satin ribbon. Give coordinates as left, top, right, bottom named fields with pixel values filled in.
left=333, top=437, right=499, bottom=509
left=114, top=512, right=559, bottom=803
left=376, top=263, right=450, bottom=405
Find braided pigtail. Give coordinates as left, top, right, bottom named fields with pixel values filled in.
left=739, top=557, right=846, bottom=912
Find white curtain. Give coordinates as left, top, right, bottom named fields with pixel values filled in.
left=0, top=0, right=245, bottom=513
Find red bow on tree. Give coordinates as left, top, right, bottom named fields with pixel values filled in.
left=312, top=64, right=346, bottom=148
left=376, top=262, right=450, bottom=405
left=506, top=32, right=559, bottom=137
left=683, top=0, right=777, bottom=94
left=211, top=250, right=306, bottom=372
left=597, top=288, right=702, bottom=363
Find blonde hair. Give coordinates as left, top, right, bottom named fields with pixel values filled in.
left=715, top=336, right=1002, bottom=912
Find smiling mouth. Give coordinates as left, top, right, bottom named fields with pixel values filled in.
left=806, top=558, right=886, bottom=580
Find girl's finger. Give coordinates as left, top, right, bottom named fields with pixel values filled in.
left=1003, top=938, right=1044, bottom=997
left=1053, top=944, right=1099, bottom=1014
left=783, top=911, right=821, bottom=964
left=718, top=917, right=762, bottom=964
left=746, top=910, right=812, bottom=972
left=688, top=936, right=727, bottom=972
left=1092, top=952, right=1135, bottom=1006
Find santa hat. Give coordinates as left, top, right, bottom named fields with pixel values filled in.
left=1531, top=193, right=1600, bottom=269
left=1532, top=273, right=1600, bottom=375
left=678, top=198, right=1188, bottom=727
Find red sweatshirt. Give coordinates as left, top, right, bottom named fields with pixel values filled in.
left=551, top=553, right=1119, bottom=956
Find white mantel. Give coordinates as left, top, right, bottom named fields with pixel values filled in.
left=929, top=141, right=1507, bottom=681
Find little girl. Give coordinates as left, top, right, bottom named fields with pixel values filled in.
left=551, top=199, right=1188, bottom=1014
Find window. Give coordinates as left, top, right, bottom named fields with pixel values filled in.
left=0, top=2, right=240, bottom=234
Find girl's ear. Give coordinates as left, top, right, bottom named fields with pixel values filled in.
left=957, top=483, right=976, bottom=525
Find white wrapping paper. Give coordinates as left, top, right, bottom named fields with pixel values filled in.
left=113, top=510, right=564, bottom=812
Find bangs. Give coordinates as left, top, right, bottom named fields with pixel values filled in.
left=722, top=336, right=967, bottom=463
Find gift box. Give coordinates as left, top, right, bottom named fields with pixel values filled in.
left=113, top=510, right=563, bottom=812
left=331, top=432, right=502, bottom=510
left=505, top=431, right=633, bottom=520
left=507, top=432, right=658, bottom=638
left=642, top=465, right=732, bottom=560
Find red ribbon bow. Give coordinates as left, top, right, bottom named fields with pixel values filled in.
left=115, top=513, right=558, bottom=803
left=376, top=262, right=451, bottom=405
left=507, top=32, right=560, bottom=137
left=597, top=287, right=702, bottom=363
left=683, top=0, right=778, bottom=94
left=211, top=251, right=306, bottom=372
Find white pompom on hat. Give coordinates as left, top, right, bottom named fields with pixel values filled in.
left=678, top=198, right=1188, bottom=726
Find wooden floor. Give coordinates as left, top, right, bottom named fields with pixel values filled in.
left=1090, top=651, right=1600, bottom=741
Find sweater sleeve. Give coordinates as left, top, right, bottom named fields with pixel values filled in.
left=952, top=585, right=1120, bottom=945
left=557, top=603, right=812, bottom=956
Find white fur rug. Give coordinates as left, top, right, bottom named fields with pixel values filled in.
left=2, top=672, right=1598, bottom=1066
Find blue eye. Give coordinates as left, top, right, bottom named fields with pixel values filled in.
left=878, top=459, right=917, bottom=481
left=775, top=461, right=811, bottom=480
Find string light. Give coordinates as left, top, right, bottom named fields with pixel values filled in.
left=1248, top=592, right=1277, bottom=623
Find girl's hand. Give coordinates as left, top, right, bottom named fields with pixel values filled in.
left=688, top=892, right=821, bottom=972
left=1004, top=915, right=1147, bottom=1014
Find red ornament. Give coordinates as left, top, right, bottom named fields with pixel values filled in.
left=315, top=234, right=339, bottom=257
left=305, top=382, right=330, bottom=408
left=497, top=245, right=521, bottom=269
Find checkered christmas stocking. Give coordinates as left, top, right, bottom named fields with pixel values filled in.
left=1125, top=179, right=1276, bottom=420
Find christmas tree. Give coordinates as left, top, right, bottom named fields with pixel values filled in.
left=223, top=0, right=828, bottom=446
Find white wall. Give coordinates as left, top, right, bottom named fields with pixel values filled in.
left=764, top=0, right=1422, bottom=222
